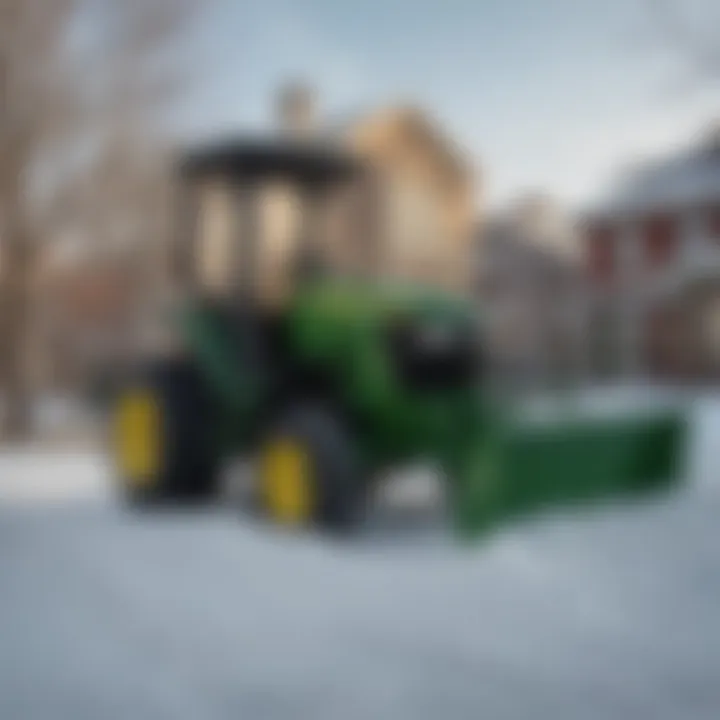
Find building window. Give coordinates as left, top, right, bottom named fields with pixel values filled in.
left=642, top=213, right=677, bottom=269
left=586, top=222, right=615, bottom=284
left=703, top=295, right=720, bottom=362
left=707, top=205, right=720, bottom=239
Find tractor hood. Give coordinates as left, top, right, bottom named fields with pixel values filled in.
left=290, top=278, right=480, bottom=330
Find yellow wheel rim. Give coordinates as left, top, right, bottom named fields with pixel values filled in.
left=261, top=440, right=313, bottom=526
left=114, top=389, right=161, bottom=487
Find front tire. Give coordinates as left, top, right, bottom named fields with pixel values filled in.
left=111, top=361, right=219, bottom=506
left=258, top=405, right=364, bottom=533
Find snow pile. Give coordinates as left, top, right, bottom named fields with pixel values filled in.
left=516, top=383, right=690, bottom=424
left=0, top=451, right=109, bottom=505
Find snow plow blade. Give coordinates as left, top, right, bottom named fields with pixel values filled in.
left=452, top=406, right=688, bottom=539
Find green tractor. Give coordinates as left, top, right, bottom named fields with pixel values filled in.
left=111, top=137, right=688, bottom=538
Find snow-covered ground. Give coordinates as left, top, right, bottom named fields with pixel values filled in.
left=1, top=396, right=719, bottom=720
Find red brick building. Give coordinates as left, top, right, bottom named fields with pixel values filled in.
left=583, top=126, right=720, bottom=382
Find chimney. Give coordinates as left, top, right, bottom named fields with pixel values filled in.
left=277, top=82, right=316, bottom=138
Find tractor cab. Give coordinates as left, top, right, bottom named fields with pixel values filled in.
left=166, top=133, right=488, bottom=411
left=173, top=136, right=366, bottom=308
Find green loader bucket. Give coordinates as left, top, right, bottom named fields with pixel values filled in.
left=452, top=403, right=689, bottom=539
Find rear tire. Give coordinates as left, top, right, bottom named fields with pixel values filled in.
left=111, top=360, right=219, bottom=506
left=258, top=404, right=365, bottom=533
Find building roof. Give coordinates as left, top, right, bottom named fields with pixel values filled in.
left=325, top=105, right=473, bottom=182
left=480, top=216, right=580, bottom=284
left=587, top=124, right=720, bottom=219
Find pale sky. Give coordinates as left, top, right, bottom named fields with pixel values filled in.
left=182, top=0, right=720, bottom=211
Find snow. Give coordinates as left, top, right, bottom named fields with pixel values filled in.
left=589, top=140, right=720, bottom=218
left=516, top=383, right=689, bottom=424
left=1, top=396, right=720, bottom=720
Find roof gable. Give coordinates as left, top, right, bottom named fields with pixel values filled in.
left=341, top=106, right=472, bottom=185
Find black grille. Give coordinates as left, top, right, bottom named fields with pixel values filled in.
left=386, top=320, right=481, bottom=391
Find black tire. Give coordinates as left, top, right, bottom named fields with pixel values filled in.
left=111, top=360, right=219, bottom=506
left=259, top=404, right=365, bottom=533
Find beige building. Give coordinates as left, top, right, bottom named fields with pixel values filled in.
left=187, top=84, right=477, bottom=305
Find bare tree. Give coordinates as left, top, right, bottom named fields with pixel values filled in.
left=0, top=0, right=201, bottom=439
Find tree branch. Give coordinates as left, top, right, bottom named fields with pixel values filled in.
left=648, top=0, right=720, bottom=81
